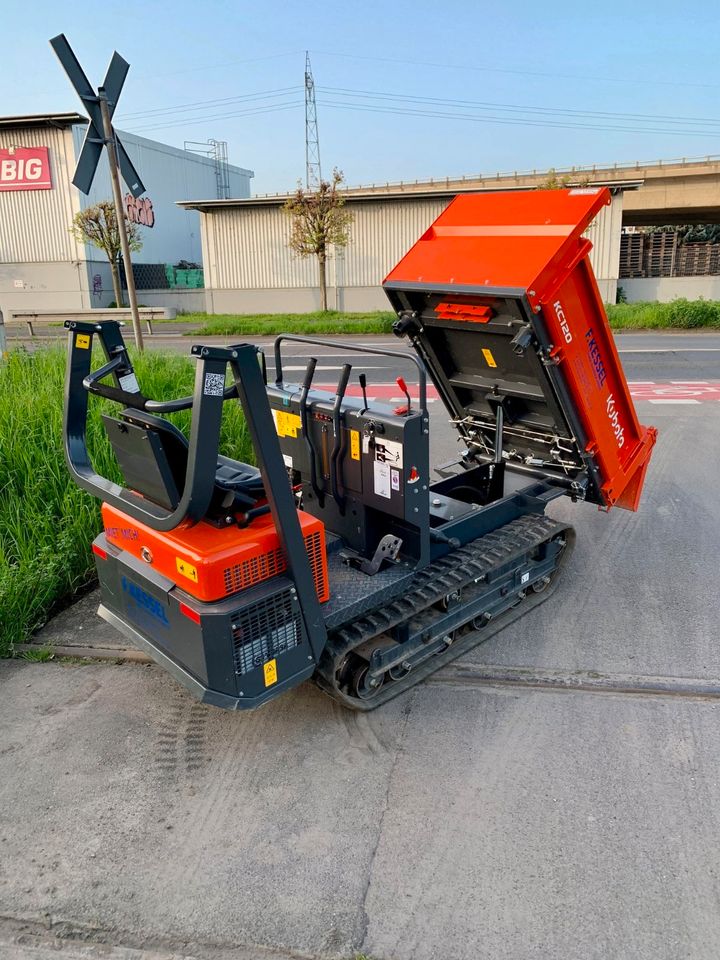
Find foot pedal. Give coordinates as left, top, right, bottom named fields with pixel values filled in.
left=340, top=534, right=402, bottom=576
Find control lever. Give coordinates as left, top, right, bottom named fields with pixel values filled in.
left=359, top=373, right=369, bottom=414
left=394, top=376, right=412, bottom=416
left=330, top=363, right=352, bottom=516
left=299, top=357, right=323, bottom=506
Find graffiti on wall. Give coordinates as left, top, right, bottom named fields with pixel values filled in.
left=124, top=194, right=155, bottom=228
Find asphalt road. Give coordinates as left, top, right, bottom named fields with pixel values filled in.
left=1, top=335, right=719, bottom=959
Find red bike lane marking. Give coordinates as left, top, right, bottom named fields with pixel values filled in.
left=313, top=382, right=720, bottom=403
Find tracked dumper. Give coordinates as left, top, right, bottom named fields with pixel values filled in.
left=63, top=187, right=656, bottom=710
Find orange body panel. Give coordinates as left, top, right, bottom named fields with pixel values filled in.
left=102, top=504, right=329, bottom=603
left=383, top=188, right=656, bottom=512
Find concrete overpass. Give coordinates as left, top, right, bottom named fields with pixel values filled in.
left=344, top=156, right=720, bottom=227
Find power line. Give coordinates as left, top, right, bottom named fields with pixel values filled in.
left=117, top=87, right=297, bottom=121
left=127, top=101, right=302, bottom=134
left=318, top=86, right=720, bottom=128
left=311, top=49, right=720, bottom=92
left=318, top=99, right=720, bottom=138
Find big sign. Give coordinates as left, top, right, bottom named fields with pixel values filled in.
left=0, top=147, right=52, bottom=192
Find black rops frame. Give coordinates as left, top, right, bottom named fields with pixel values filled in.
left=63, top=321, right=326, bottom=658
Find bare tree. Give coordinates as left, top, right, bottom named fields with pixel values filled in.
left=284, top=169, right=353, bottom=311
left=71, top=200, right=142, bottom=307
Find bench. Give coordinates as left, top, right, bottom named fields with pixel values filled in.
left=6, top=306, right=176, bottom=337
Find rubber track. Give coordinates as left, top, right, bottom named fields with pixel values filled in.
left=314, top=514, right=576, bottom=710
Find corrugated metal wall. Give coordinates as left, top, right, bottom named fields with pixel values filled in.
left=0, top=125, right=82, bottom=262
left=205, top=198, right=450, bottom=290
left=585, top=196, right=623, bottom=282
left=73, top=127, right=254, bottom=265
left=203, top=193, right=621, bottom=296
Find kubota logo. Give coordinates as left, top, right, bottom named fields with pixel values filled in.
left=553, top=301, right=573, bottom=343
left=606, top=394, right=625, bottom=448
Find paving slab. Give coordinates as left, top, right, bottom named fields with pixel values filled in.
left=465, top=405, right=720, bottom=680
left=3, top=658, right=720, bottom=960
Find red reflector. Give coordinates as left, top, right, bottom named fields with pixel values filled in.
left=92, top=543, right=107, bottom=560
left=179, top=602, right=201, bottom=625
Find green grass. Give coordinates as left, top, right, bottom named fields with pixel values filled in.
left=606, top=298, right=720, bottom=330
left=0, top=347, right=254, bottom=657
left=183, top=300, right=720, bottom=334
left=183, top=310, right=395, bottom=337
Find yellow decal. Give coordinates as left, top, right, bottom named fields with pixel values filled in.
left=273, top=410, right=302, bottom=439
left=263, top=658, right=278, bottom=687
left=76, top=334, right=91, bottom=350
left=176, top=557, right=198, bottom=583
left=350, top=429, right=360, bottom=461
left=482, top=348, right=497, bottom=369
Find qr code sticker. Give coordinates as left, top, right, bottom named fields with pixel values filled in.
left=204, top=372, right=226, bottom=396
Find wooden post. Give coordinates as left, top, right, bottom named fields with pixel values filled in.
left=98, top=87, right=144, bottom=351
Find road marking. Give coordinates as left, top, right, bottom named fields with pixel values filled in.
left=311, top=381, right=720, bottom=404
left=670, top=380, right=709, bottom=384
left=281, top=364, right=389, bottom=372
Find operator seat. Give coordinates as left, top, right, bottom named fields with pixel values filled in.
left=102, top=408, right=264, bottom=516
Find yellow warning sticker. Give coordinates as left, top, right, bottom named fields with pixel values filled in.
left=263, top=658, right=278, bottom=687
left=76, top=334, right=91, bottom=350
left=350, top=429, right=360, bottom=461
left=482, top=348, right=497, bottom=368
left=176, top=557, right=198, bottom=583
left=273, top=410, right=302, bottom=438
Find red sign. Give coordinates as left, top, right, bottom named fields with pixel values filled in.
left=0, top=146, right=52, bottom=192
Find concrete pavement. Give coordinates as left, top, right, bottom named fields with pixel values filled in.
left=2, top=348, right=719, bottom=958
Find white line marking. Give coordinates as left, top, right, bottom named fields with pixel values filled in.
left=648, top=399, right=701, bottom=405
left=670, top=380, right=709, bottom=384
left=281, top=364, right=389, bottom=372
left=628, top=380, right=655, bottom=384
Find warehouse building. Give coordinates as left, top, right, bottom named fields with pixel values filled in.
left=0, top=113, right=253, bottom=314
left=179, top=187, right=624, bottom=314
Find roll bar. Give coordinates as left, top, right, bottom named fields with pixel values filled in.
left=63, top=319, right=327, bottom=653
left=64, top=320, right=244, bottom=532
left=273, top=334, right=429, bottom=414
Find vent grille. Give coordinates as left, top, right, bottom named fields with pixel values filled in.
left=223, top=529, right=328, bottom=600
left=231, top=589, right=302, bottom=676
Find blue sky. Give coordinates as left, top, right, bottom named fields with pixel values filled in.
left=4, top=0, right=720, bottom=194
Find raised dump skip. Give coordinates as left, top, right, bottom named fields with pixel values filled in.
left=384, top=187, right=657, bottom=512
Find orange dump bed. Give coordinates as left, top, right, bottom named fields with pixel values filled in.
left=384, top=188, right=656, bottom=511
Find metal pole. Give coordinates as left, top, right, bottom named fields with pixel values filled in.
left=98, top=87, right=144, bottom=351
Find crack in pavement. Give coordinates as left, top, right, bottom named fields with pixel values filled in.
left=0, top=915, right=323, bottom=960
left=355, top=688, right=417, bottom=955
left=429, top=663, right=720, bottom=700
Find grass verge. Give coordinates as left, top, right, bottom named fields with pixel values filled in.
left=606, top=298, right=720, bottom=330
left=184, top=310, right=395, bottom=336
left=0, top=347, right=254, bottom=656
left=185, top=300, right=720, bottom=335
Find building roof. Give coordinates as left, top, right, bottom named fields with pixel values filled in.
left=0, top=112, right=88, bottom=130
left=178, top=179, right=641, bottom=212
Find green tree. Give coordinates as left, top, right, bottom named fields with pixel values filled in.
left=71, top=200, right=142, bottom=308
left=284, top=170, right=353, bottom=311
